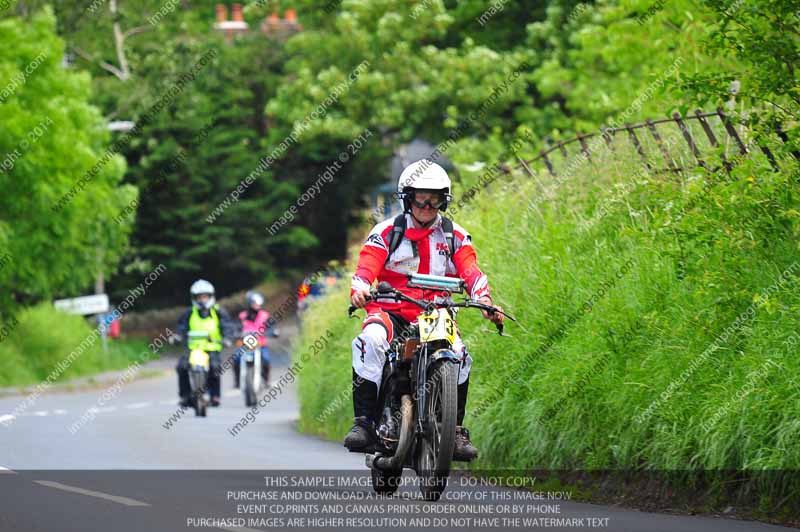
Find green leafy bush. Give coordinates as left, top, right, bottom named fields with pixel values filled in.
left=0, top=304, right=152, bottom=387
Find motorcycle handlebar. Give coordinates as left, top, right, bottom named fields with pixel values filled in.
left=347, top=288, right=516, bottom=335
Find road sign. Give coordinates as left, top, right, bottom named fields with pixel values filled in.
left=54, top=294, right=110, bottom=315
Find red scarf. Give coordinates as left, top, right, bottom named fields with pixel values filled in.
left=404, top=226, right=434, bottom=241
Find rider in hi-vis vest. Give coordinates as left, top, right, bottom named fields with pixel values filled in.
left=175, top=280, right=236, bottom=407
left=345, top=159, right=505, bottom=460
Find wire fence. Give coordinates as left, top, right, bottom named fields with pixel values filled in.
left=510, top=107, right=799, bottom=179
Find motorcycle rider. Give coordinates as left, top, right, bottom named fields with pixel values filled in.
left=175, top=280, right=235, bottom=407
left=233, top=291, right=272, bottom=389
left=346, top=159, right=504, bottom=460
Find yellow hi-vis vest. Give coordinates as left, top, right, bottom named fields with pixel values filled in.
left=187, top=306, right=222, bottom=352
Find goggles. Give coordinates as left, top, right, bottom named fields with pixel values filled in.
left=410, top=191, right=447, bottom=210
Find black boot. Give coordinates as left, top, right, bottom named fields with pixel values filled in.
left=344, top=416, right=375, bottom=451
left=454, top=426, right=479, bottom=461
left=453, top=378, right=478, bottom=460
left=343, top=371, right=378, bottom=451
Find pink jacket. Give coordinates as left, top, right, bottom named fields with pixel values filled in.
left=239, top=309, right=270, bottom=346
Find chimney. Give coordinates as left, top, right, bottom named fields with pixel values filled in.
left=231, top=3, right=244, bottom=22
left=215, top=4, right=227, bottom=23
left=261, top=8, right=302, bottom=36
left=214, top=3, right=248, bottom=42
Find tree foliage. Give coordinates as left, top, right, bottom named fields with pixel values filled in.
left=2, top=0, right=796, bottom=310
left=0, top=7, right=132, bottom=313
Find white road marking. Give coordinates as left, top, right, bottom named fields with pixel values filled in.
left=0, top=414, right=16, bottom=425
left=223, top=390, right=239, bottom=398
left=96, top=406, right=117, bottom=413
left=32, top=410, right=48, bottom=417
left=34, top=480, right=150, bottom=507
left=53, top=409, right=68, bottom=415
left=159, top=399, right=178, bottom=405
left=0, top=466, right=17, bottom=474
left=125, top=402, right=152, bottom=409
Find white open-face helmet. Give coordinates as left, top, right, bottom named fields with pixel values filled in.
left=397, top=159, right=452, bottom=212
left=190, top=279, right=216, bottom=309
left=246, top=291, right=264, bottom=307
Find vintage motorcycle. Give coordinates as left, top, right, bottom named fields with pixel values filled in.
left=348, top=273, right=514, bottom=501
left=237, top=334, right=265, bottom=408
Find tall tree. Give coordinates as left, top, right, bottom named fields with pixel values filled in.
left=0, top=7, right=133, bottom=313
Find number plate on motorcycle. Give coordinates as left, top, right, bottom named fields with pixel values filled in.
left=243, top=334, right=259, bottom=350
left=418, top=309, right=455, bottom=343
left=189, top=349, right=210, bottom=368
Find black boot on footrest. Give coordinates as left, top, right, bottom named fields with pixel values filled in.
left=344, top=416, right=376, bottom=451
left=344, top=371, right=378, bottom=451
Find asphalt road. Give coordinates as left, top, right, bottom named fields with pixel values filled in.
left=0, top=350, right=793, bottom=532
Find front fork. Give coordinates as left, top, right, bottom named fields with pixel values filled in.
left=415, top=344, right=460, bottom=436
left=416, top=345, right=429, bottom=436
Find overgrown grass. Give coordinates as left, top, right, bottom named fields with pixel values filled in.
left=294, top=143, right=800, bottom=510
left=0, top=303, right=157, bottom=387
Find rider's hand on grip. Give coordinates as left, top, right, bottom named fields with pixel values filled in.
left=478, top=296, right=504, bottom=326
left=350, top=288, right=371, bottom=309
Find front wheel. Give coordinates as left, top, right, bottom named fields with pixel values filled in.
left=194, top=393, right=207, bottom=417
left=417, top=361, right=458, bottom=502
left=244, top=366, right=256, bottom=407
left=190, top=370, right=208, bottom=417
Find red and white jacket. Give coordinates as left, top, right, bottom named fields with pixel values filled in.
left=351, top=214, right=491, bottom=322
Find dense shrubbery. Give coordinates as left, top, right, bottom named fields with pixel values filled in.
left=0, top=304, right=153, bottom=387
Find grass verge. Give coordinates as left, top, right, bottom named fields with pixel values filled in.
left=0, top=303, right=159, bottom=388
left=293, top=145, right=800, bottom=518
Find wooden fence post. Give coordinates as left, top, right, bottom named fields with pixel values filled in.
left=646, top=119, right=676, bottom=172
left=517, top=155, right=537, bottom=179
left=673, top=112, right=707, bottom=170
left=626, top=125, right=651, bottom=171
left=694, top=109, right=730, bottom=172
left=577, top=133, right=592, bottom=163
left=717, top=107, right=748, bottom=155
left=600, top=125, right=615, bottom=152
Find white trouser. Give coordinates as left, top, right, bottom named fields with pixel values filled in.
left=352, top=322, right=472, bottom=392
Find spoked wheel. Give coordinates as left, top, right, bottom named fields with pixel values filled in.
left=244, top=366, right=256, bottom=407
left=371, top=467, right=403, bottom=495
left=194, top=392, right=207, bottom=417
left=190, top=371, right=208, bottom=417
left=417, top=361, right=458, bottom=501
